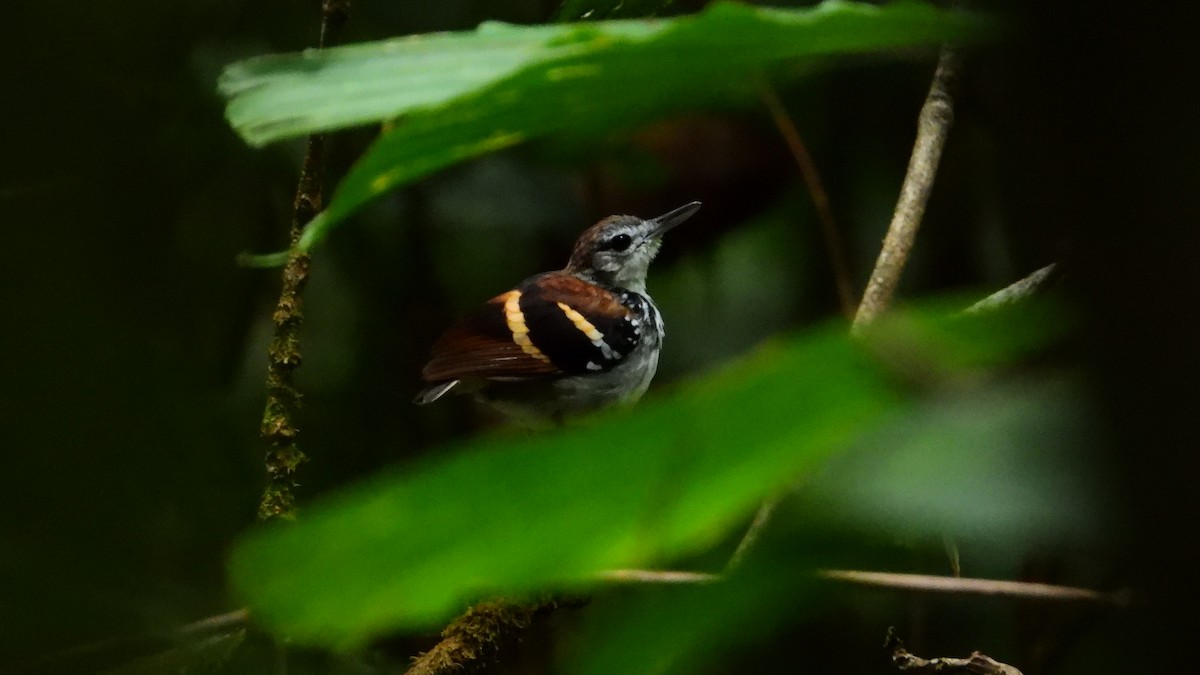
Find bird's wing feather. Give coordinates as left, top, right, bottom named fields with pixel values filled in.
left=420, top=273, right=643, bottom=383
left=518, top=273, right=642, bottom=373
left=421, top=291, right=561, bottom=382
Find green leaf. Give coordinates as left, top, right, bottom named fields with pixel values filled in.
left=562, top=381, right=1093, bottom=675
left=218, top=1, right=990, bottom=254
left=810, top=376, right=1104, bottom=548
left=227, top=302, right=1051, bottom=649
left=230, top=325, right=895, bottom=647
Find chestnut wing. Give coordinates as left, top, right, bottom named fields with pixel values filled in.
left=420, top=273, right=643, bottom=383
left=515, top=273, right=642, bottom=374
left=420, top=290, right=561, bottom=382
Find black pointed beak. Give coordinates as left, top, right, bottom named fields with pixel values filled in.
left=648, top=201, right=701, bottom=238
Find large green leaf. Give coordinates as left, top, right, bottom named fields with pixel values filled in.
left=218, top=1, right=988, bottom=257
left=563, top=382, right=1095, bottom=675
left=227, top=302, right=1052, bottom=649
left=230, top=327, right=894, bottom=647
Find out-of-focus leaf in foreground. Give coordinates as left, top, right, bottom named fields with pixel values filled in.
left=556, top=301, right=1081, bottom=675
left=564, top=380, right=1099, bottom=675
left=218, top=1, right=989, bottom=254
left=810, top=376, right=1104, bottom=549
left=228, top=301, right=1057, bottom=649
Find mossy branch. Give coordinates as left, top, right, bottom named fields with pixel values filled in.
left=405, top=597, right=583, bottom=675
left=257, top=0, right=352, bottom=522
left=886, top=628, right=1024, bottom=675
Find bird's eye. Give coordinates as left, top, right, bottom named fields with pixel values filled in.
left=608, top=233, right=633, bottom=252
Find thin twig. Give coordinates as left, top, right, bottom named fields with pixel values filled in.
left=14, top=608, right=250, bottom=672
left=598, top=569, right=721, bottom=584
left=256, top=0, right=352, bottom=522
left=943, top=535, right=961, bottom=578
left=725, top=494, right=782, bottom=572
left=820, top=570, right=1130, bottom=605
left=593, top=567, right=1127, bottom=607
left=963, top=264, right=1058, bottom=314
left=728, top=47, right=964, bottom=570
left=177, top=608, right=251, bottom=637
left=852, top=46, right=961, bottom=334
left=760, top=80, right=856, bottom=318
left=887, top=628, right=1024, bottom=675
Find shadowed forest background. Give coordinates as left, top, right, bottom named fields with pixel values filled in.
left=3, top=1, right=1199, bottom=673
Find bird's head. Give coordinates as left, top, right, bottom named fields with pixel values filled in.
left=565, top=201, right=701, bottom=293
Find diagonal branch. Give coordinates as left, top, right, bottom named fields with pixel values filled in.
left=725, top=494, right=782, bottom=572
left=852, top=46, right=961, bottom=334
left=963, top=263, right=1059, bottom=314
left=404, top=597, right=585, bottom=675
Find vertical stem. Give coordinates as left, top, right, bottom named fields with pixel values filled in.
left=257, top=0, right=352, bottom=522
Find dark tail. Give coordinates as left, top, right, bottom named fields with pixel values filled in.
left=414, top=380, right=459, bottom=405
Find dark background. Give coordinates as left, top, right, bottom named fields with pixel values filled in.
left=3, top=1, right=1197, bottom=672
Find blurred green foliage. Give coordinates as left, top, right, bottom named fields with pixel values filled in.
left=220, top=1, right=987, bottom=254
left=229, top=301, right=1064, bottom=649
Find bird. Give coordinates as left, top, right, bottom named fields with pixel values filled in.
left=415, top=201, right=701, bottom=425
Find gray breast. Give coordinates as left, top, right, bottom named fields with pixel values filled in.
left=564, top=291, right=663, bottom=407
